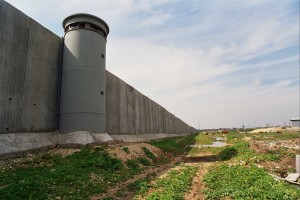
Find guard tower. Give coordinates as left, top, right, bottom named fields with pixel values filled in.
left=59, top=14, right=109, bottom=133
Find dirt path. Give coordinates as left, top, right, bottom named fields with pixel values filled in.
left=184, top=163, right=211, bottom=200
left=91, top=155, right=184, bottom=200
left=183, top=151, right=216, bottom=200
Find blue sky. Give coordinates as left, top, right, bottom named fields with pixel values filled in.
left=6, top=0, right=299, bottom=129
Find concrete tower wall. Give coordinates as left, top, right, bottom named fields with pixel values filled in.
left=59, top=14, right=109, bottom=133
left=0, top=1, right=197, bottom=135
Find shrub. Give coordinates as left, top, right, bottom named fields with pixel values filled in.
left=142, top=147, right=157, bottom=161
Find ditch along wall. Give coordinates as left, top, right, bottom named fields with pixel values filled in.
left=0, top=1, right=197, bottom=157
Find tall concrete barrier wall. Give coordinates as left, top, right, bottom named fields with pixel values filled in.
left=0, top=1, right=61, bottom=133
left=105, top=71, right=196, bottom=134
left=0, top=1, right=197, bottom=136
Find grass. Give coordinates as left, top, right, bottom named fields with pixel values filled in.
left=254, top=132, right=300, bottom=141
left=125, top=159, right=140, bottom=170
left=197, top=131, right=300, bottom=199
left=142, top=147, right=157, bottom=161
left=134, top=165, right=197, bottom=200
left=226, top=131, right=300, bottom=142
left=194, top=134, right=213, bottom=144
left=204, top=164, right=300, bottom=200
left=189, top=132, right=291, bottom=163
left=148, top=133, right=197, bottom=155
left=231, top=140, right=280, bottom=163
left=122, top=147, right=130, bottom=154
left=137, top=157, right=151, bottom=166
left=0, top=148, right=143, bottom=200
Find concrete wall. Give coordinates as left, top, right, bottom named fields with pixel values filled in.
left=0, top=1, right=61, bottom=133
left=0, top=1, right=197, bottom=135
left=105, top=71, right=196, bottom=134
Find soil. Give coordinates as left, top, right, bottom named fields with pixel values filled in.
left=91, top=143, right=219, bottom=200
left=259, top=156, right=295, bottom=177
left=91, top=155, right=184, bottom=200
left=48, top=148, right=80, bottom=157
left=249, top=139, right=300, bottom=153
left=0, top=148, right=82, bottom=170
left=184, top=163, right=211, bottom=200
left=107, top=143, right=164, bottom=163
left=245, top=137, right=299, bottom=179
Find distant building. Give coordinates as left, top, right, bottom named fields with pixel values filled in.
left=290, top=118, right=300, bottom=127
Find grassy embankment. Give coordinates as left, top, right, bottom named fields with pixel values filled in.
left=0, top=133, right=197, bottom=200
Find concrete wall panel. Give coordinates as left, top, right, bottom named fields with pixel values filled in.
left=143, top=96, right=149, bottom=133
left=21, top=19, right=61, bottom=131
left=0, top=1, right=60, bottom=133
left=126, top=85, right=135, bottom=134
left=153, top=102, right=158, bottom=133
left=105, top=71, right=120, bottom=134
left=0, top=1, right=30, bottom=133
left=147, top=98, right=152, bottom=133
left=139, top=91, right=146, bottom=134
left=119, top=79, right=128, bottom=133
left=133, top=90, right=141, bottom=134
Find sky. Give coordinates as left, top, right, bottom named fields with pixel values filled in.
left=5, top=0, right=300, bottom=129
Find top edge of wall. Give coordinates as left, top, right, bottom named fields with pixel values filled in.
left=2, top=0, right=60, bottom=38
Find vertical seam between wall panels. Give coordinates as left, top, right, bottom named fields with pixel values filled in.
left=56, top=37, right=64, bottom=130
left=131, top=88, right=135, bottom=134
left=19, top=19, right=31, bottom=130
left=126, top=86, right=128, bottom=134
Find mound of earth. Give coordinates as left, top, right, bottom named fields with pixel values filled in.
left=258, top=156, right=295, bottom=178
left=107, top=143, right=164, bottom=162
left=247, top=138, right=300, bottom=153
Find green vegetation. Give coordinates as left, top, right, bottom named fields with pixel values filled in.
left=190, top=132, right=287, bottom=163
left=194, top=134, right=213, bottom=144
left=226, top=131, right=300, bottom=142
left=125, top=159, right=140, bottom=170
left=218, top=140, right=280, bottom=164
left=1, top=131, right=298, bottom=199
left=254, top=132, right=300, bottom=141
left=217, top=147, right=238, bottom=161
left=0, top=148, right=143, bottom=200
left=142, top=147, right=157, bottom=161
left=137, top=157, right=151, bottom=166
left=122, top=147, right=130, bottom=154
left=204, top=164, right=300, bottom=200
left=149, top=133, right=197, bottom=155
left=135, top=165, right=197, bottom=200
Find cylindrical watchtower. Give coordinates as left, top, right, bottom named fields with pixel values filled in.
left=59, top=14, right=109, bottom=133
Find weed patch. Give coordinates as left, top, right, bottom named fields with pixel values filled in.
left=122, top=147, right=130, bottom=154
left=204, top=164, right=300, bottom=199
left=149, top=133, right=197, bottom=155
left=125, top=159, right=140, bottom=170
left=135, top=165, right=197, bottom=199
left=137, top=157, right=151, bottom=166
left=195, top=134, right=213, bottom=145
left=0, top=148, right=142, bottom=200
left=142, top=147, right=157, bottom=161
left=218, top=147, right=238, bottom=161
left=232, top=141, right=280, bottom=164
left=128, top=177, right=151, bottom=194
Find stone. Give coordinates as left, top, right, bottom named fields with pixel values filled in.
left=285, top=173, right=300, bottom=182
